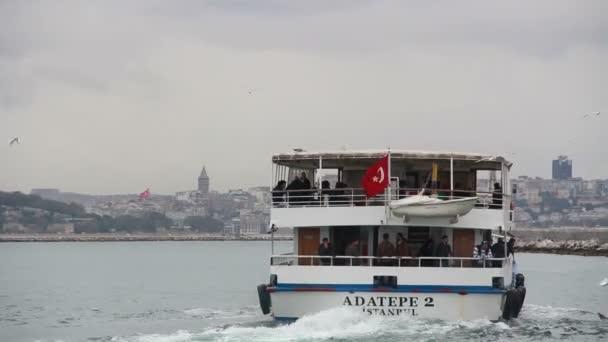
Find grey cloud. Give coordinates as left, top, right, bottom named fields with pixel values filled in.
left=0, top=0, right=606, bottom=194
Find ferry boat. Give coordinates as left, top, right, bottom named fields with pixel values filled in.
left=257, top=150, right=525, bottom=321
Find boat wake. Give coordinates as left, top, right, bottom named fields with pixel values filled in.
left=109, top=303, right=607, bottom=342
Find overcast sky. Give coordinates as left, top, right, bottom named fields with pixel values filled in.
left=1, top=0, right=606, bottom=194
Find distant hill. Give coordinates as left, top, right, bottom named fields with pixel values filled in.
left=0, top=191, right=87, bottom=217
left=1, top=191, right=172, bottom=234
left=30, top=188, right=173, bottom=207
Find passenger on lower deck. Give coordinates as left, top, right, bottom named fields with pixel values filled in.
left=344, top=239, right=361, bottom=266
left=377, top=233, right=396, bottom=266
left=318, top=237, right=333, bottom=266
left=473, top=240, right=493, bottom=267
left=435, top=235, right=452, bottom=267
left=491, top=238, right=505, bottom=267
left=418, top=238, right=436, bottom=267
left=507, top=237, right=516, bottom=258
left=395, top=233, right=411, bottom=257
left=395, top=233, right=411, bottom=266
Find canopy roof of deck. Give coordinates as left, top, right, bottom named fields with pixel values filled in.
left=272, top=149, right=512, bottom=170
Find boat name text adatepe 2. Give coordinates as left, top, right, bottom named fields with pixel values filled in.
left=342, top=295, right=435, bottom=316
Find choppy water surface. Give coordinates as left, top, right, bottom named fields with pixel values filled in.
left=1, top=241, right=607, bottom=342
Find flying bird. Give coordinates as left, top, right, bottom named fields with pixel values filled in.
left=600, top=277, right=608, bottom=287
left=582, top=111, right=600, bottom=118
left=9, top=137, right=19, bottom=146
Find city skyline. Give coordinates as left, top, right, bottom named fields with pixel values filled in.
left=1, top=1, right=606, bottom=194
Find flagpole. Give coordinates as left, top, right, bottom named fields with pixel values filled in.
left=386, top=148, right=392, bottom=223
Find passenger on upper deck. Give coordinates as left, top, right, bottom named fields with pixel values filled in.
left=286, top=175, right=303, bottom=203
left=492, top=182, right=503, bottom=209
left=272, top=180, right=286, bottom=205
left=332, top=181, right=349, bottom=205
left=300, top=172, right=311, bottom=189
left=377, top=233, right=396, bottom=266
left=318, top=237, right=333, bottom=266
left=320, top=180, right=331, bottom=205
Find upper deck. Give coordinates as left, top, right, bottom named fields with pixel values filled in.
left=270, top=149, right=513, bottom=230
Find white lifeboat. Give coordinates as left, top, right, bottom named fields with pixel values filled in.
left=389, top=195, right=479, bottom=218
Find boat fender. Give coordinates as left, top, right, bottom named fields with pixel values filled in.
left=502, top=273, right=526, bottom=320
left=257, top=284, right=271, bottom=315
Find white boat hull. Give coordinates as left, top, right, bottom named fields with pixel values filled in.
left=270, top=291, right=504, bottom=321
left=391, top=197, right=478, bottom=218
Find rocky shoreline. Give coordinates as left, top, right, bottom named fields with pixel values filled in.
left=516, top=239, right=608, bottom=256
left=0, top=233, right=293, bottom=242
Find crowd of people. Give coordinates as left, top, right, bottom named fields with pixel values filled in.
left=272, top=173, right=350, bottom=206
left=272, top=175, right=506, bottom=209
left=315, top=234, right=515, bottom=267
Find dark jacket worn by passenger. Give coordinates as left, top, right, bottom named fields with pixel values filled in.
left=492, top=186, right=503, bottom=208
left=492, top=240, right=506, bottom=258
left=435, top=242, right=452, bottom=257
left=286, top=178, right=304, bottom=202
left=318, top=243, right=332, bottom=257
left=272, top=185, right=285, bottom=203
left=318, top=243, right=333, bottom=265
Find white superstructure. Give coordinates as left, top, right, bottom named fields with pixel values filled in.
left=259, top=149, right=521, bottom=321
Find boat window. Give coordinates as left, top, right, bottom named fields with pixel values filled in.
left=407, top=227, right=430, bottom=244
left=373, top=275, right=397, bottom=288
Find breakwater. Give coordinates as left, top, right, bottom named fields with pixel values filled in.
left=514, top=227, right=608, bottom=256
left=0, top=233, right=293, bottom=242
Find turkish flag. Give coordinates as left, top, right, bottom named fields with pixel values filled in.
left=139, top=188, right=151, bottom=201
left=360, top=155, right=389, bottom=198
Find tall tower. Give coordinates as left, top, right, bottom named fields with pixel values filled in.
left=552, top=155, right=572, bottom=180
left=198, top=166, right=210, bottom=195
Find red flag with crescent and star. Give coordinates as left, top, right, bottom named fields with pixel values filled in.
left=360, top=155, right=389, bottom=198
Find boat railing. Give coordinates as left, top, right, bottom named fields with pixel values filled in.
left=271, top=254, right=507, bottom=268
left=271, top=187, right=509, bottom=210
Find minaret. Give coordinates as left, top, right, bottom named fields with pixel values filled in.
left=198, top=166, right=210, bottom=196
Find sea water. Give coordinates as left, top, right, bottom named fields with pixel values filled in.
left=1, top=241, right=607, bottom=342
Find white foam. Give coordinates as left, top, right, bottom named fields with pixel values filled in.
left=115, top=307, right=513, bottom=342
left=112, top=330, right=193, bottom=342
left=519, top=304, right=592, bottom=320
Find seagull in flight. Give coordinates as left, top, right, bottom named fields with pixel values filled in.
left=9, top=137, right=19, bottom=146
left=600, top=277, right=608, bottom=287
left=582, top=111, right=600, bottom=118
